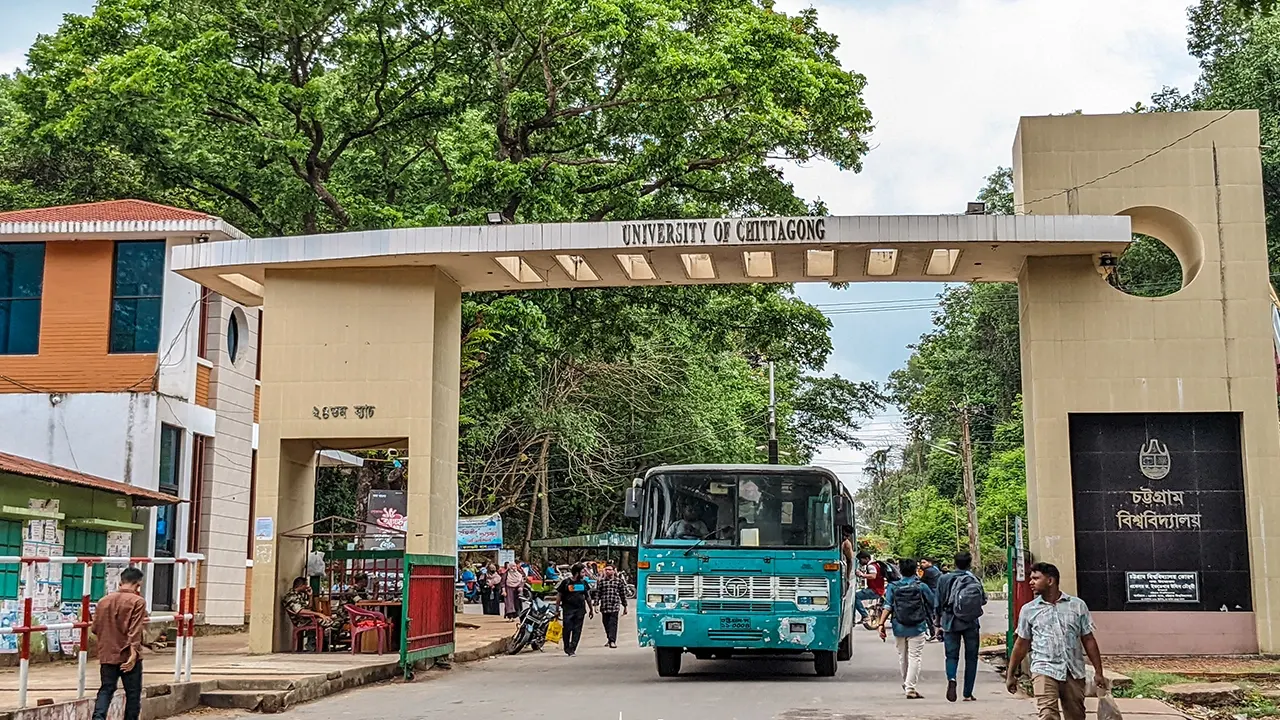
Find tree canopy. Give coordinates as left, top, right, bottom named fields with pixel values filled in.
left=0, top=0, right=884, bottom=553
left=4, top=0, right=871, bottom=233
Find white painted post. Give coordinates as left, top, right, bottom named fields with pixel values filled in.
left=77, top=562, right=91, bottom=699
left=17, top=561, right=34, bottom=708
left=173, top=561, right=186, bottom=682
left=184, top=560, right=196, bottom=681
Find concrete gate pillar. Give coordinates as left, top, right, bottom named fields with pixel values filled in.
left=1015, top=110, right=1280, bottom=654
left=248, top=266, right=461, bottom=653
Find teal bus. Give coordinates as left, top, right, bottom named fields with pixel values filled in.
left=624, top=464, right=856, bottom=677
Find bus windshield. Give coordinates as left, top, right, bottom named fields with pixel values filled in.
left=642, top=471, right=836, bottom=549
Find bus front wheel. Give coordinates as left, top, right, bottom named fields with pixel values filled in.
left=655, top=648, right=682, bottom=677
left=837, top=631, right=853, bottom=661
left=814, top=650, right=837, bottom=677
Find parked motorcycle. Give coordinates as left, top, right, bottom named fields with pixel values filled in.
left=507, top=588, right=560, bottom=655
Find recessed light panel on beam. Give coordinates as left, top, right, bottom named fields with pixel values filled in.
left=743, top=251, right=775, bottom=278
left=805, top=249, right=836, bottom=277
left=616, top=254, right=657, bottom=280
left=866, top=249, right=899, bottom=276
left=925, top=249, right=961, bottom=276
left=495, top=256, right=542, bottom=283
left=554, top=254, right=599, bottom=281
left=680, top=253, right=717, bottom=280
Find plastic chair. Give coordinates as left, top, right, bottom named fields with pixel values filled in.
left=347, top=605, right=390, bottom=655
left=292, top=618, right=325, bottom=653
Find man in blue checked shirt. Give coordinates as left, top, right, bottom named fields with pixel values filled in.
left=1007, top=562, right=1106, bottom=720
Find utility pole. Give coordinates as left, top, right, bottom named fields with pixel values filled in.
left=767, top=361, right=779, bottom=464
left=958, top=405, right=983, bottom=574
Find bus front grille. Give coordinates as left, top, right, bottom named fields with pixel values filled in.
left=707, top=629, right=765, bottom=642
left=701, top=601, right=772, bottom=613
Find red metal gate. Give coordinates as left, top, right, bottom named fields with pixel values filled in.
left=401, top=554, right=455, bottom=673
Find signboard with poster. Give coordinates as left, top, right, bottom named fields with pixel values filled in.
left=365, top=489, right=407, bottom=550
left=457, top=514, right=503, bottom=551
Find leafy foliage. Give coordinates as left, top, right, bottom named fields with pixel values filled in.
left=0, top=0, right=882, bottom=557
left=2, top=0, right=871, bottom=233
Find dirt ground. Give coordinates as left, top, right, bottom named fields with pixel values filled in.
left=1109, top=656, right=1280, bottom=676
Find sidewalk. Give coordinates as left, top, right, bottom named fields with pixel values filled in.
left=0, top=613, right=513, bottom=718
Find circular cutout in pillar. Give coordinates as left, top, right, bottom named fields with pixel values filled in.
left=228, top=306, right=245, bottom=365
left=1109, top=206, right=1203, bottom=297
left=1108, top=234, right=1183, bottom=297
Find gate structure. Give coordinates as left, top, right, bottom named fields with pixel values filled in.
left=173, top=110, right=1280, bottom=656
left=401, top=554, right=455, bottom=673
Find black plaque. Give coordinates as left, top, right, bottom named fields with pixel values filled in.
left=1125, top=572, right=1199, bottom=604
left=1070, top=412, right=1250, bottom=612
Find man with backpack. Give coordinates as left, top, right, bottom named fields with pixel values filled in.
left=936, top=551, right=987, bottom=703
left=877, top=558, right=937, bottom=699
left=853, top=551, right=888, bottom=624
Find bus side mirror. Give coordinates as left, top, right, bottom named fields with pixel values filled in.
left=624, top=487, right=642, bottom=518
left=835, top=497, right=851, bottom=528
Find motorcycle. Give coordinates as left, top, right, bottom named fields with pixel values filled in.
left=618, top=572, right=637, bottom=600
left=859, top=594, right=885, bottom=631
left=507, top=588, right=560, bottom=655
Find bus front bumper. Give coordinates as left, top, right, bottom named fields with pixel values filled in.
left=637, top=612, right=841, bottom=652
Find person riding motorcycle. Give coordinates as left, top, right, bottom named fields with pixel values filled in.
left=854, top=551, right=887, bottom=627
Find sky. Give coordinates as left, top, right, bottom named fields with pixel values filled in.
left=1, top=0, right=1203, bottom=489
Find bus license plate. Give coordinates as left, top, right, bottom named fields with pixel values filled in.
left=719, top=617, right=750, bottom=630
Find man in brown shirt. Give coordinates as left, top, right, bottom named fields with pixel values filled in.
left=91, top=567, right=148, bottom=720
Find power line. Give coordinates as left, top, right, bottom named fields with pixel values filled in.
left=1014, top=110, right=1239, bottom=213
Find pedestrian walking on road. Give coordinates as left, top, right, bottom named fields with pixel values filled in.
left=482, top=564, right=502, bottom=615
left=556, top=563, right=594, bottom=656
left=594, top=563, right=628, bottom=648
left=503, top=562, right=526, bottom=619
left=937, top=552, right=987, bottom=702
left=91, top=566, right=148, bottom=720
left=1006, top=562, right=1106, bottom=720
left=878, top=557, right=936, bottom=699
left=918, top=558, right=943, bottom=642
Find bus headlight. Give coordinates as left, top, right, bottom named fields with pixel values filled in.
left=647, top=593, right=675, bottom=605
left=797, top=595, right=829, bottom=608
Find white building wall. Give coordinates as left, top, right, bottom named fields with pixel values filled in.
left=199, top=296, right=258, bottom=624
left=0, top=236, right=258, bottom=623
left=0, top=392, right=160, bottom=485
left=156, top=238, right=203, bottom=403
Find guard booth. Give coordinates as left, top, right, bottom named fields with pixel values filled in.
left=276, top=516, right=454, bottom=669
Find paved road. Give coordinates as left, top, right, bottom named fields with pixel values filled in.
left=238, top=612, right=1034, bottom=720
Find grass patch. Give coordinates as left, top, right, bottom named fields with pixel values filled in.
left=1236, top=691, right=1280, bottom=718
left=980, top=633, right=1003, bottom=648
left=982, top=575, right=1006, bottom=593
left=1113, top=671, right=1189, bottom=699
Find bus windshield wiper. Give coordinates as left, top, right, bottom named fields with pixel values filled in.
left=682, top=530, right=718, bottom=557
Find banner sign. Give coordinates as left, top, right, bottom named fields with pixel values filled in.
left=365, top=489, right=407, bottom=550
left=458, top=514, right=503, bottom=550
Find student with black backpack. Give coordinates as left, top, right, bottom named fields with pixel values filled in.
left=936, top=552, right=987, bottom=703
left=877, top=558, right=937, bottom=699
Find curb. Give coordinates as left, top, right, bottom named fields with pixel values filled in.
left=0, top=636, right=513, bottom=720
left=453, top=637, right=509, bottom=664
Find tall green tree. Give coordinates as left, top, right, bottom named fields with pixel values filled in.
left=3, top=0, right=871, bottom=232
left=0, top=0, right=883, bottom=548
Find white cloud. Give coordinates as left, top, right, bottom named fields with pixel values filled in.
left=776, top=0, right=1201, bottom=483
left=775, top=0, right=1201, bottom=216
left=0, top=49, right=25, bottom=76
